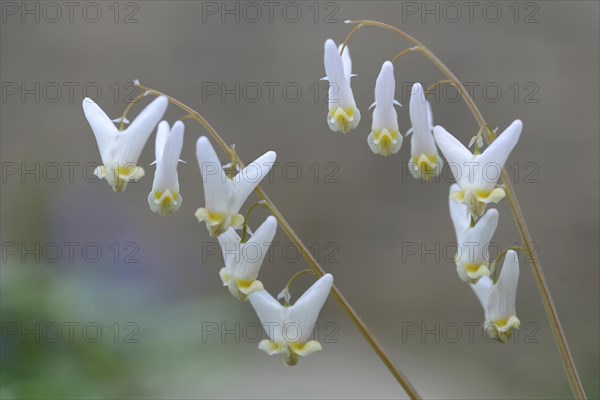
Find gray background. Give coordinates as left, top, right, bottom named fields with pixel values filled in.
left=1, top=1, right=598, bottom=398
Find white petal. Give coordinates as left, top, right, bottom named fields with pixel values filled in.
left=218, top=227, right=241, bottom=273
left=476, top=120, right=522, bottom=192
left=433, top=125, right=474, bottom=188
left=235, top=216, right=277, bottom=282
left=324, top=39, right=355, bottom=109
left=196, top=136, right=230, bottom=214
left=372, top=61, right=398, bottom=133
left=470, top=276, right=493, bottom=313
left=115, top=96, right=168, bottom=164
left=82, top=97, right=118, bottom=164
left=338, top=43, right=352, bottom=80
left=409, top=83, right=437, bottom=156
left=449, top=183, right=469, bottom=239
left=460, top=208, right=498, bottom=264
left=153, top=121, right=184, bottom=192
left=231, top=151, right=276, bottom=213
left=248, top=290, right=285, bottom=343
left=154, top=121, right=170, bottom=161
left=289, top=274, right=333, bottom=343
left=487, top=250, right=519, bottom=321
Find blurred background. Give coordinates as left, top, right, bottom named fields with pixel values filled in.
left=1, top=1, right=598, bottom=398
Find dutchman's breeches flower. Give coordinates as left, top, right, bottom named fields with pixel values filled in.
left=82, top=96, right=168, bottom=192
left=368, top=61, right=402, bottom=156
left=471, top=250, right=520, bottom=343
left=434, top=120, right=522, bottom=216
left=407, top=83, right=442, bottom=180
left=323, top=39, right=360, bottom=133
left=148, top=121, right=185, bottom=216
left=249, top=273, right=333, bottom=366
left=195, top=136, right=276, bottom=237
left=218, top=216, right=277, bottom=301
left=450, top=186, right=499, bottom=283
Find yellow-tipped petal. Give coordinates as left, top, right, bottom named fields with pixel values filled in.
left=328, top=107, right=360, bottom=133
left=148, top=189, right=182, bottom=216
left=236, top=279, right=264, bottom=295
left=449, top=189, right=465, bottom=203
left=195, top=208, right=241, bottom=237
left=96, top=164, right=145, bottom=192
left=465, top=263, right=491, bottom=283
left=410, top=153, right=442, bottom=181
left=290, top=340, right=323, bottom=357
left=475, top=187, right=506, bottom=204
left=258, top=340, right=282, bottom=356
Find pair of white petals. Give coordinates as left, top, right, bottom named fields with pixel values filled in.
left=195, top=136, right=276, bottom=237
left=218, top=216, right=277, bottom=301
left=82, top=96, right=169, bottom=192
left=83, top=96, right=185, bottom=216
left=434, top=120, right=522, bottom=216
left=249, top=273, right=334, bottom=365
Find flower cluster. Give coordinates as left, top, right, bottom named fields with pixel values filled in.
left=322, top=36, right=523, bottom=342
left=83, top=96, right=334, bottom=365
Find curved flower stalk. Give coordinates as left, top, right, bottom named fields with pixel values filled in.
left=323, top=39, right=360, bottom=133
left=471, top=250, right=520, bottom=343
left=407, top=83, right=442, bottom=180
left=82, top=96, right=168, bottom=192
left=195, top=136, right=276, bottom=237
left=368, top=61, right=402, bottom=156
left=249, top=273, right=333, bottom=366
left=433, top=120, right=522, bottom=217
left=450, top=186, right=499, bottom=283
left=218, top=216, right=277, bottom=301
left=148, top=121, right=184, bottom=216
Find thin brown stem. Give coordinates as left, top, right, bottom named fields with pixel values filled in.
left=343, top=20, right=586, bottom=399
left=136, top=83, right=421, bottom=399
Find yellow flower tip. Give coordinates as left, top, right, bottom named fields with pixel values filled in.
left=449, top=189, right=465, bottom=203
left=475, top=187, right=506, bottom=204
left=236, top=279, right=264, bottom=295
left=148, top=189, right=182, bottom=216
left=289, top=340, right=323, bottom=357
left=328, top=107, right=360, bottom=133
left=258, top=340, right=282, bottom=356
left=489, top=316, right=520, bottom=343
left=219, top=268, right=230, bottom=286
left=371, top=129, right=401, bottom=157
left=410, top=153, right=442, bottom=181
left=465, top=263, right=491, bottom=283
left=195, top=208, right=244, bottom=237
left=95, top=164, right=145, bottom=192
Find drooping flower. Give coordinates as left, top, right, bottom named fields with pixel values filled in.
left=451, top=185, right=499, bottom=283
left=407, top=83, right=442, bottom=180
left=471, top=250, right=520, bottom=343
left=82, top=96, right=168, bottom=192
left=147, top=121, right=184, bottom=216
left=195, top=136, right=276, bottom=237
left=433, top=120, right=522, bottom=216
left=323, top=39, right=360, bottom=133
left=218, top=216, right=277, bottom=301
left=249, top=273, right=333, bottom=366
left=367, top=61, right=402, bottom=156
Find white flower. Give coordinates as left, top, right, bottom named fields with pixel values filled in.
left=249, top=273, right=333, bottom=366
left=450, top=184, right=499, bottom=283
left=367, top=61, right=402, bottom=156
left=195, top=136, right=276, bottom=237
left=147, top=121, right=184, bottom=216
left=82, top=96, right=168, bottom=192
left=323, top=39, right=360, bottom=133
left=407, top=83, right=442, bottom=180
left=218, top=216, right=277, bottom=301
left=471, top=250, right=520, bottom=343
left=433, top=120, right=522, bottom=216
